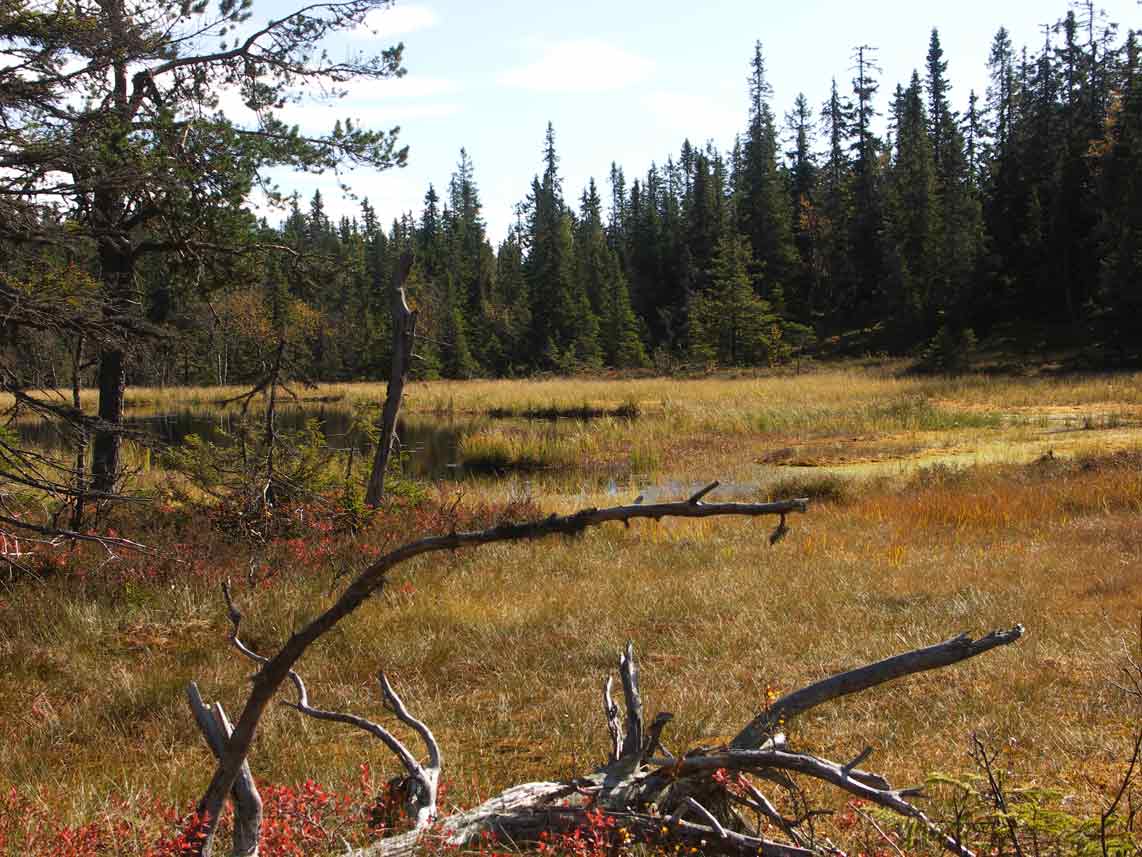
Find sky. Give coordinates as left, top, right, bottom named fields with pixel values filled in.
left=256, top=0, right=1140, bottom=243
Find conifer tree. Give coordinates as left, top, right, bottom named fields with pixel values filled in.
left=524, top=123, right=601, bottom=369
left=738, top=42, right=797, bottom=313
left=784, top=93, right=818, bottom=318
left=576, top=183, right=647, bottom=368
left=926, top=30, right=953, bottom=173
left=1097, top=30, right=1142, bottom=342
left=848, top=46, right=889, bottom=322
left=886, top=72, right=938, bottom=323
left=690, top=234, right=783, bottom=365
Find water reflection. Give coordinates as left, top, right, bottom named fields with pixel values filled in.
left=13, top=406, right=481, bottom=480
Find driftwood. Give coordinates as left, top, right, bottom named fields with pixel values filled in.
left=187, top=683, right=262, bottom=857
left=192, top=482, right=807, bottom=855
left=365, top=251, right=416, bottom=507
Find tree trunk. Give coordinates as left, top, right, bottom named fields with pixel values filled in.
left=70, top=335, right=87, bottom=531
left=91, top=343, right=126, bottom=494
left=365, top=252, right=415, bottom=507
left=89, top=173, right=132, bottom=494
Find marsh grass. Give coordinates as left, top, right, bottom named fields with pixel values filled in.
left=2, top=367, right=1142, bottom=854
left=458, top=426, right=580, bottom=473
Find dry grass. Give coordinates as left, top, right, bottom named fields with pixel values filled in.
left=2, top=367, right=1142, bottom=851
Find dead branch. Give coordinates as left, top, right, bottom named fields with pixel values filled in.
left=342, top=634, right=1020, bottom=857
left=732, top=626, right=1025, bottom=749
left=186, top=683, right=261, bottom=857
left=189, top=488, right=1024, bottom=857
left=194, top=485, right=808, bottom=853
left=619, top=640, right=644, bottom=758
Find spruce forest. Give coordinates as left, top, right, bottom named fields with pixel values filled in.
left=5, top=3, right=1142, bottom=857
left=7, top=3, right=1142, bottom=388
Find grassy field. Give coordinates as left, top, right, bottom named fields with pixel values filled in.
left=2, top=365, right=1141, bottom=855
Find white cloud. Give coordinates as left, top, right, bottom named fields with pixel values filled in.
left=208, top=74, right=460, bottom=135
left=498, top=39, right=654, bottom=94
left=642, top=91, right=743, bottom=146
left=252, top=168, right=425, bottom=228
left=275, top=100, right=459, bottom=134
left=335, top=75, right=457, bottom=100
left=352, top=4, right=438, bottom=39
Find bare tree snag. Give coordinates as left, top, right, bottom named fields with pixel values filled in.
left=192, top=485, right=808, bottom=854
left=366, top=252, right=416, bottom=507
left=221, top=593, right=442, bottom=832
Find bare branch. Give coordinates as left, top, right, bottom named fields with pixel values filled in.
left=378, top=671, right=442, bottom=776
left=688, top=480, right=720, bottom=504
left=186, top=683, right=262, bottom=857
left=732, top=626, right=1025, bottom=749
left=0, top=512, right=153, bottom=554
left=217, top=583, right=439, bottom=830
left=198, top=487, right=809, bottom=840
left=668, top=749, right=973, bottom=857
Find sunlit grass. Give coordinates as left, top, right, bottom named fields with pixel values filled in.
left=2, top=366, right=1142, bottom=847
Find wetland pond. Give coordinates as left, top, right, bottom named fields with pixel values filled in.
left=15, top=404, right=484, bottom=480
left=15, top=392, right=1141, bottom=499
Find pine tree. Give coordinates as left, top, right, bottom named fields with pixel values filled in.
left=926, top=30, right=953, bottom=173
left=886, top=72, right=938, bottom=324
left=738, top=42, right=797, bottom=314
left=848, top=46, right=889, bottom=323
left=817, top=78, right=856, bottom=319
left=690, top=234, right=783, bottom=366
left=491, top=230, right=531, bottom=373
left=1097, top=30, right=1142, bottom=343
left=922, top=33, right=983, bottom=331
left=444, top=149, right=497, bottom=370
left=576, top=183, right=647, bottom=368
left=784, top=93, right=818, bottom=319
left=524, top=124, right=601, bottom=369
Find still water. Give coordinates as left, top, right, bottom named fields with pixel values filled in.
left=14, top=406, right=483, bottom=480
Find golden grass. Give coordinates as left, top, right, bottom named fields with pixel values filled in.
left=2, top=367, right=1142, bottom=848
left=13, top=363, right=1142, bottom=418
left=4, top=456, right=1140, bottom=825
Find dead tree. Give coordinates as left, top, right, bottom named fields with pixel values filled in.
left=187, top=484, right=1023, bottom=857
left=365, top=252, right=416, bottom=507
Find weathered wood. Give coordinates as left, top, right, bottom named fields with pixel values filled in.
left=642, top=711, right=674, bottom=761
left=199, top=622, right=1022, bottom=857
left=618, top=641, right=644, bottom=758
left=669, top=748, right=972, bottom=857
left=187, top=683, right=262, bottom=857
left=194, top=486, right=808, bottom=849
left=602, top=676, right=622, bottom=764
left=365, top=251, right=416, bottom=507
left=279, top=671, right=441, bottom=828
left=731, top=625, right=1026, bottom=749
left=355, top=783, right=815, bottom=857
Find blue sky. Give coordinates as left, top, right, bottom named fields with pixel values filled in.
left=259, top=0, right=1140, bottom=243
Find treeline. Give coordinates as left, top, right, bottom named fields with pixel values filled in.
left=11, top=5, right=1142, bottom=387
